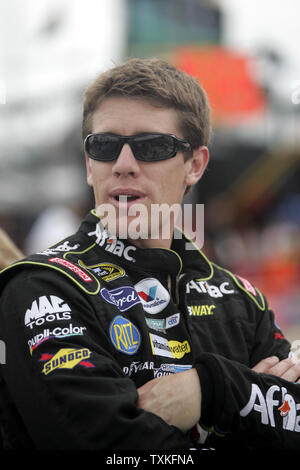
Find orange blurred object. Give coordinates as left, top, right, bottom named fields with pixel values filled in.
left=173, top=46, right=266, bottom=122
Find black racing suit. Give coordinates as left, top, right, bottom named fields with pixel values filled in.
left=0, top=211, right=299, bottom=449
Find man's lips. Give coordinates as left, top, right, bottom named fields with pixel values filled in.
left=108, top=189, right=147, bottom=207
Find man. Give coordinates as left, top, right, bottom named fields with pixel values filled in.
left=0, top=58, right=300, bottom=450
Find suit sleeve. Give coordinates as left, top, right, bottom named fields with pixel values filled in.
left=194, top=295, right=300, bottom=449
left=0, top=268, right=190, bottom=450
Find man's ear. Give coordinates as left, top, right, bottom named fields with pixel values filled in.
left=184, top=146, right=209, bottom=187
left=85, top=152, right=93, bottom=187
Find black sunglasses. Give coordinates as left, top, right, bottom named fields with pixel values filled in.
left=84, top=132, right=192, bottom=162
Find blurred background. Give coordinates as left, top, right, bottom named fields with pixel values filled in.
left=1, top=0, right=300, bottom=342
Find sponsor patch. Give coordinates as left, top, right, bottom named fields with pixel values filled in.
left=153, top=363, right=192, bottom=377
left=146, top=313, right=180, bottom=333
left=38, top=241, right=80, bottom=256
left=187, top=305, right=216, bottom=316
left=24, top=295, right=72, bottom=329
left=149, top=333, right=191, bottom=359
left=236, top=275, right=257, bottom=296
left=49, top=258, right=93, bottom=282
left=122, top=360, right=192, bottom=378
left=100, top=286, right=140, bottom=312
left=186, top=280, right=235, bottom=298
left=240, top=383, right=300, bottom=432
left=28, top=324, right=87, bottom=355
left=109, top=315, right=141, bottom=355
left=40, top=348, right=94, bottom=375
left=123, top=360, right=154, bottom=376
left=78, top=260, right=125, bottom=282
left=135, top=278, right=170, bottom=314
left=88, top=223, right=136, bottom=262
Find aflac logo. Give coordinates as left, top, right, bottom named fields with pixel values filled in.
left=134, top=278, right=170, bottom=314
left=109, top=316, right=141, bottom=355
left=100, top=286, right=140, bottom=312
left=88, top=223, right=136, bottom=262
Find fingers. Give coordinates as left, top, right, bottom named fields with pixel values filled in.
left=269, top=357, right=300, bottom=383
left=253, top=356, right=300, bottom=383
left=252, top=356, right=279, bottom=373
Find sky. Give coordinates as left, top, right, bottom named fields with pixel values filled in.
left=221, top=0, right=300, bottom=73
left=1, top=0, right=300, bottom=149
left=1, top=0, right=300, bottom=102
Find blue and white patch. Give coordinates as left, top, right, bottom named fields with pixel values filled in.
left=146, top=313, right=180, bottom=333
left=109, top=315, right=141, bottom=355
left=154, top=363, right=192, bottom=377
left=100, top=286, right=140, bottom=312
left=134, top=278, right=170, bottom=314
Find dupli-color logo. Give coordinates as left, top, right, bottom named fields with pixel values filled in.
left=134, top=278, right=170, bottom=314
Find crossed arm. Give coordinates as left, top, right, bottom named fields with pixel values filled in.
left=137, top=356, right=300, bottom=431
left=1, top=228, right=299, bottom=437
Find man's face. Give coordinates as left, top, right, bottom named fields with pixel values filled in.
left=85, top=96, right=208, bottom=248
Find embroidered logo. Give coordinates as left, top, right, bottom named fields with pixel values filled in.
left=48, top=258, right=93, bottom=282
left=109, top=316, right=141, bottom=355
left=78, top=260, right=125, bottom=282
left=40, top=348, right=94, bottom=375
left=134, top=278, right=170, bottom=314
left=149, top=333, right=191, bottom=359
left=100, top=286, right=140, bottom=312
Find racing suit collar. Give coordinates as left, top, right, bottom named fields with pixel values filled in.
left=81, top=211, right=212, bottom=278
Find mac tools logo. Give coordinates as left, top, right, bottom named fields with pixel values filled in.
left=24, top=295, right=72, bottom=329
left=134, top=278, right=170, bottom=314
left=100, top=286, right=140, bottom=312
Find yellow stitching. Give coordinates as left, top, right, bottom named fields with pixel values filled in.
left=174, top=226, right=214, bottom=280
left=0, top=261, right=100, bottom=295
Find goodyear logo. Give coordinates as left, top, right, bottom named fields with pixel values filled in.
left=109, top=316, right=141, bottom=355
left=41, top=348, right=93, bottom=375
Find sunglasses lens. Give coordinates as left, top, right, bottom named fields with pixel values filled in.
left=85, top=133, right=185, bottom=162
left=86, top=135, right=121, bottom=161
left=132, top=134, right=175, bottom=161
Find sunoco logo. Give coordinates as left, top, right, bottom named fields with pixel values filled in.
left=40, top=348, right=94, bottom=375
left=24, top=295, right=72, bottom=329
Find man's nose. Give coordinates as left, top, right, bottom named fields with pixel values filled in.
left=112, top=143, right=140, bottom=177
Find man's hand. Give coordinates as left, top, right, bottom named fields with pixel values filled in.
left=0, top=228, right=24, bottom=270
left=252, top=356, right=300, bottom=383
left=137, top=368, right=201, bottom=432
